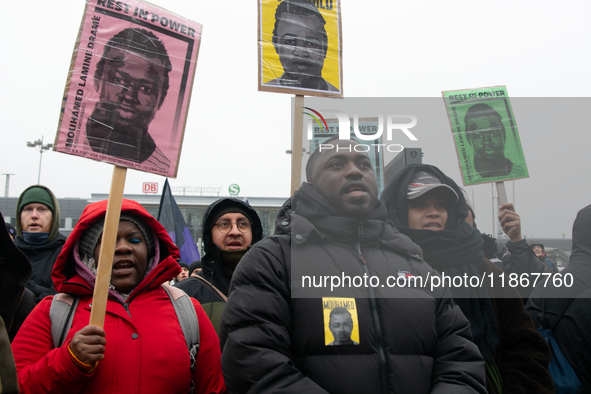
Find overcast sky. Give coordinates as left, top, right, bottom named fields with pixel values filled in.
left=1, top=0, right=590, bottom=239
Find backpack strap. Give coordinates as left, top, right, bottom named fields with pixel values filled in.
left=50, top=293, right=80, bottom=348
left=193, top=275, right=228, bottom=302
left=161, top=283, right=200, bottom=393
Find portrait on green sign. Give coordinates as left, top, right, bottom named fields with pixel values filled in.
left=463, top=103, right=527, bottom=180
left=443, top=86, right=529, bottom=186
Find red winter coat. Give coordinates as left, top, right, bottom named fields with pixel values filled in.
left=12, top=199, right=227, bottom=394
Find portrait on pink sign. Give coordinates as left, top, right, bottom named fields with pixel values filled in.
left=54, top=0, right=202, bottom=177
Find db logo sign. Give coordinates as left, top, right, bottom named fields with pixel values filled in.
left=142, top=182, right=159, bottom=194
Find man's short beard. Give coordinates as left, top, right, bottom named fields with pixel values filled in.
left=323, top=192, right=377, bottom=221
left=337, top=201, right=377, bottom=221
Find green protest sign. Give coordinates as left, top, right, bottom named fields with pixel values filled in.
left=442, top=86, right=529, bottom=186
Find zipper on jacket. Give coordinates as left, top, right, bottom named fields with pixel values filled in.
left=357, top=224, right=389, bottom=394
left=122, top=302, right=132, bottom=318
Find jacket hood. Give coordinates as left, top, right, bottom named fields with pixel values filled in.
left=52, top=199, right=181, bottom=297
left=380, top=164, right=484, bottom=270
left=201, top=198, right=263, bottom=259
left=380, top=164, right=470, bottom=229
left=15, top=184, right=61, bottom=242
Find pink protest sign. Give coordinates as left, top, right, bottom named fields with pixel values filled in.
left=54, top=0, right=202, bottom=177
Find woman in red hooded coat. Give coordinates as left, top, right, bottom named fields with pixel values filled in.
left=12, top=199, right=227, bottom=394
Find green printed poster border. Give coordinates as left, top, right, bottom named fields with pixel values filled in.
left=443, top=86, right=529, bottom=186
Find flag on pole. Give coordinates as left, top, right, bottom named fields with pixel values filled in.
left=157, top=179, right=200, bottom=263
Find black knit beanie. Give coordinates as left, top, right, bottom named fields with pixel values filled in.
left=189, top=260, right=202, bottom=275
left=210, top=205, right=253, bottom=228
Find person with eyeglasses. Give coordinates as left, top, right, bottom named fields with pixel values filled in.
left=175, top=198, right=263, bottom=336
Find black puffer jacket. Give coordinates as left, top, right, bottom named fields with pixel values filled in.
left=176, top=198, right=263, bottom=335
left=526, top=204, right=591, bottom=391
left=220, top=183, right=486, bottom=394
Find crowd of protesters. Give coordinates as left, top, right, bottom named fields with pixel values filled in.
left=2, top=151, right=590, bottom=393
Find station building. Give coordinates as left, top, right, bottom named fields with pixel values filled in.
left=1, top=193, right=288, bottom=256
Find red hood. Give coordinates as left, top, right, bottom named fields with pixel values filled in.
left=52, top=199, right=181, bottom=295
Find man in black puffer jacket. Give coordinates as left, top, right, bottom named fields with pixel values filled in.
left=220, top=139, right=486, bottom=394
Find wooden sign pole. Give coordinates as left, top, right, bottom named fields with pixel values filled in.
left=89, top=165, right=127, bottom=328
left=290, top=95, right=305, bottom=196
left=495, top=181, right=508, bottom=205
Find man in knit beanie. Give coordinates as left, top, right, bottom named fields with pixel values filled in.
left=175, top=198, right=263, bottom=335
left=176, top=262, right=190, bottom=282
left=189, top=261, right=202, bottom=277
left=14, top=185, right=66, bottom=303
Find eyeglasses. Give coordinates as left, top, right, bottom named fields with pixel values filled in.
left=214, top=220, right=252, bottom=234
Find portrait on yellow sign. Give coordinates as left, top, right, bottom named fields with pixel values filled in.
left=258, top=0, right=342, bottom=98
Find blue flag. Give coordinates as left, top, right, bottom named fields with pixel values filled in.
left=157, top=179, right=200, bottom=264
